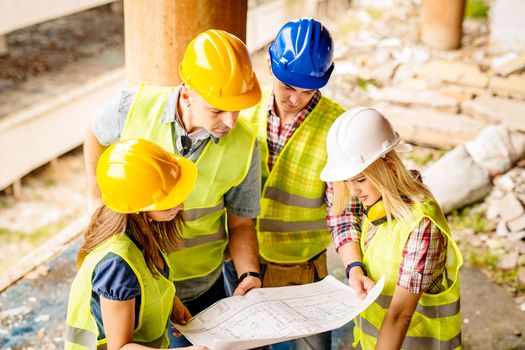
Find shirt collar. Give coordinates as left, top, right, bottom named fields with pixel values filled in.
left=161, top=84, right=219, bottom=144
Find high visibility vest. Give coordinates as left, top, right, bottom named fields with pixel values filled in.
left=65, top=234, right=174, bottom=349
left=122, top=85, right=256, bottom=280
left=354, top=199, right=463, bottom=350
left=241, top=88, right=344, bottom=263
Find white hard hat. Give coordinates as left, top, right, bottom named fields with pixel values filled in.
left=320, top=107, right=402, bottom=182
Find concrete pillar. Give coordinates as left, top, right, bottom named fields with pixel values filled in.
left=420, top=0, right=465, bottom=50
left=124, top=0, right=247, bottom=86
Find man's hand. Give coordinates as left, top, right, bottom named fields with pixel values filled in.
left=233, top=275, right=262, bottom=296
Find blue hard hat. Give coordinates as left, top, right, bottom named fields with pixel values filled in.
left=268, top=18, right=335, bottom=90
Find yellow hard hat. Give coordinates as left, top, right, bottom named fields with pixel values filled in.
left=97, top=139, right=197, bottom=214
left=179, top=29, right=261, bottom=111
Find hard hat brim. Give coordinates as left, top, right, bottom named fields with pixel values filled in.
left=270, top=58, right=334, bottom=90
left=151, top=154, right=198, bottom=211
left=196, top=75, right=262, bottom=112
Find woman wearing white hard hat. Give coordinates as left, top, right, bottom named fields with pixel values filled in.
left=321, top=107, right=463, bottom=350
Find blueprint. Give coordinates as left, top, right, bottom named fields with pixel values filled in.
left=177, top=275, right=385, bottom=350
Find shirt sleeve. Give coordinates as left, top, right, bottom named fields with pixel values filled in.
left=325, top=182, right=363, bottom=251
left=92, top=252, right=141, bottom=301
left=397, top=217, right=447, bottom=294
left=91, top=88, right=138, bottom=146
left=224, top=142, right=261, bottom=218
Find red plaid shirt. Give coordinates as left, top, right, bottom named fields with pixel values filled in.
left=326, top=183, right=447, bottom=294
left=266, top=91, right=321, bottom=170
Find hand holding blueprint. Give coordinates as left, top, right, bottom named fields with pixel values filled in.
left=177, top=275, right=385, bottom=350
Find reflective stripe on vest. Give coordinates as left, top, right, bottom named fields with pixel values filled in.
left=65, top=326, right=164, bottom=350
left=375, top=294, right=461, bottom=318
left=122, top=84, right=256, bottom=281
left=184, top=202, right=225, bottom=221
left=264, top=186, right=324, bottom=208
left=241, top=87, right=344, bottom=264
left=259, top=218, right=328, bottom=232
left=65, top=234, right=174, bottom=350
left=359, top=318, right=462, bottom=350
left=355, top=200, right=463, bottom=350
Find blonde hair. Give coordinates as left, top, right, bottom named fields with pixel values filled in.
left=332, top=151, right=433, bottom=221
left=77, top=205, right=185, bottom=277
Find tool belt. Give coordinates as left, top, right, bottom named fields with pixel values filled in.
left=261, top=250, right=328, bottom=287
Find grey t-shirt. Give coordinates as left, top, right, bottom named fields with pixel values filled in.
left=92, top=85, right=261, bottom=299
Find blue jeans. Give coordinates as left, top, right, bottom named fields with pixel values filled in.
left=222, top=260, right=332, bottom=350
left=169, top=274, right=226, bottom=347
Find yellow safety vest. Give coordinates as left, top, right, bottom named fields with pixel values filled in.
left=122, top=85, right=256, bottom=280
left=241, top=87, right=344, bottom=263
left=355, top=199, right=463, bottom=350
left=65, top=234, right=174, bottom=349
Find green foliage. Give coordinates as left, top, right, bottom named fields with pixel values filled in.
left=465, top=248, right=499, bottom=269
left=448, top=205, right=493, bottom=233
left=465, top=0, right=489, bottom=19
left=356, top=77, right=380, bottom=91
left=365, top=8, right=384, bottom=21
left=408, top=152, right=434, bottom=166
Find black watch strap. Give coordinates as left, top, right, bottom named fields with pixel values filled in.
left=345, top=261, right=367, bottom=279
left=238, top=271, right=261, bottom=283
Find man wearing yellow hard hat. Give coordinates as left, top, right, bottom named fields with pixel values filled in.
left=83, top=30, right=263, bottom=347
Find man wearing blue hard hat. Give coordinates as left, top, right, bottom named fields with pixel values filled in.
left=224, top=18, right=344, bottom=349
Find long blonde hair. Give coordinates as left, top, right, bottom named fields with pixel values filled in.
left=77, top=205, right=185, bottom=277
left=332, top=151, right=433, bottom=221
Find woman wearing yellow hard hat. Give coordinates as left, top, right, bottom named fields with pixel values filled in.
left=65, top=138, right=207, bottom=350
left=321, top=108, right=463, bottom=350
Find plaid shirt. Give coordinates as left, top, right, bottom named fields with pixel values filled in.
left=326, top=183, right=447, bottom=294
left=266, top=91, right=321, bottom=170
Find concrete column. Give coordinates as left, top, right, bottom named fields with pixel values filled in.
left=124, top=0, right=247, bottom=86
left=420, top=0, right=465, bottom=50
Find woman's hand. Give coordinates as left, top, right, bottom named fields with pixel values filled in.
left=170, top=296, right=192, bottom=325
left=170, top=296, right=192, bottom=337
left=348, top=273, right=375, bottom=299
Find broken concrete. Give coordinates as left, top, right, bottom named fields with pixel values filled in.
left=463, top=96, right=525, bottom=132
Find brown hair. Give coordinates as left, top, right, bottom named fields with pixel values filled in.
left=77, top=205, right=185, bottom=277
left=332, top=151, right=434, bottom=221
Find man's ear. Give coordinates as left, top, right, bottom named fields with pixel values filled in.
left=180, top=85, right=190, bottom=100
left=267, top=56, right=273, bottom=76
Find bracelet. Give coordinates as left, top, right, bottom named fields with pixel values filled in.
left=238, top=271, right=261, bottom=284
left=345, top=262, right=367, bottom=280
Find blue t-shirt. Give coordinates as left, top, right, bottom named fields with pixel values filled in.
left=91, top=232, right=169, bottom=339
